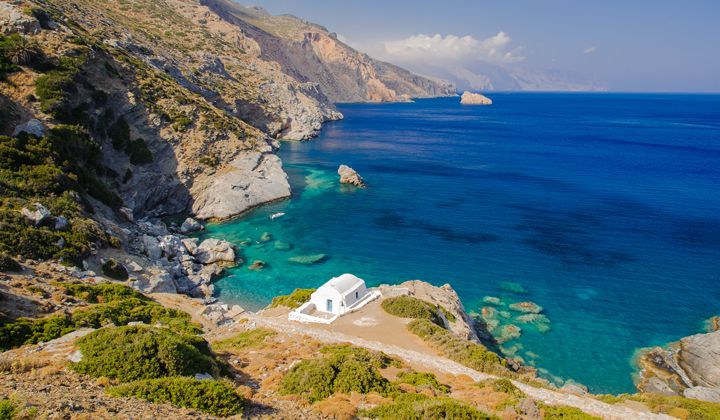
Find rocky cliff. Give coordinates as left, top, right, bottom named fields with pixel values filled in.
left=199, top=0, right=456, bottom=103
left=637, top=330, right=720, bottom=403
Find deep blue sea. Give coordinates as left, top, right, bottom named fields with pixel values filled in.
left=202, top=93, right=720, bottom=394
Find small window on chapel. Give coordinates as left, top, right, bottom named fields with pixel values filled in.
left=355, top=291, right=359, bottom=299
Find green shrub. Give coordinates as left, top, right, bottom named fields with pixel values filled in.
left=0, top=399, right=17, bottom=420
left=71, top=326, right=217, bottom=382
left=540, top=404, right=600, bottom=419
left=126, top=138, right=153, bottom=165
left=0, top=252, right=20, bottom=272
left=381, top=296, right=445, bottom=326
left=0, top=283, right=201, bottom=350
left=35, top=55, right=85, bottom=115
left=484, top=378, right=524, bottom=398
left=0, top=314, right=75, bottom=350
left=101, top=259, right=128, bottom=280
left=0, top=33, right=43, bottom=67
left=626, top=393, right=720, bottom=420
left=214, top=328, right=275, bottom=350
left=363, top=393, right=493, bottom=420
left=408, top=319, right=505, bottom=374
left=279, top=344, right=395, bottom=403
left=109, top=117, right=130, bottom=151
left=108, top=377, right=244, bottom=417
left=58, top=282, right=147, bottom=303
left=396, top=370, right=449, bottom=393
left=269, top=288, right=315, bottom=309
left=319, top=344, right=401, bottom=369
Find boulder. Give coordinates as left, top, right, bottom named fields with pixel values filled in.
left=12, top=119, right=46, bottom=138
left=460, top=91, right=492, bottom=105
left=53, top=216, right=69, bottom=231
left=141, top=235, right=162, bottom=260
left=134, top=269, right=177, bottom=294
left=119, top=207, right=134, bottom=222
left=158, top=235, right=184, bottom=258
left=21, top=203, right=51, bottom=226
left=193, top=238, right=235, bottom=264
left=181, top=238, right=199, bottom=255
left=180, top=217, right=203, bottom=234
left=0, top=3, right=41, bottom=35
left=338, top=164, right=366, bottom=187
left=679, top=330, right=720, bottom=388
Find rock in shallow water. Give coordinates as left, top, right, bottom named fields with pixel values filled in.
left=193, top=239, right=235, bottom=264
left=338, top=164, right=366, bottom=187
left=288, top=253, right=327, bottom=264
left=460, top=91, right=492, bottom=105
left=509, top=301, right=543, bottom=314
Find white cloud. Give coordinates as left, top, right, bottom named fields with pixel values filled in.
left=583, top=47, right=597, bottom=54
left=381, top=32, right=524, bottom=65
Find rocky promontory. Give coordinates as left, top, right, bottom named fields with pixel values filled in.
left=338, top=164, right=366, bottom=187
left=637, top=329, right=720, bottom=403
left=460, top=91, right=493, bottom=105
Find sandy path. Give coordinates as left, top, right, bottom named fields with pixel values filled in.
left=250, top=314, right=672, bottom=420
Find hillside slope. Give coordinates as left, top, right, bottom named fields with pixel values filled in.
left=200, top=0, right=456, bottom=103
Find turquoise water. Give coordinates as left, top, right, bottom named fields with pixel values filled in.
left=202, top=94, right=720, bottom=394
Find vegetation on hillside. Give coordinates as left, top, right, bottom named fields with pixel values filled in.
left=380, top=295, right=449, bottom=325
left=269, top=288, right=315, bottom=309
left=280, top=344, right=399, bottom=403
left=598, top=393, right=720, bottom=420
left=540, top=403, right=601, bottom=420
left=213, top=327, right=276, bottom=350
left=395, top=370, right=450, bottom=394
left=108, top=377, right=244, bottom=417
left=363, top=393, right=495, bottom=420
left=0, top=283, right=200, bottom=351
left=408, top=319, right=506, bottom=374
left=71, top=326, right=217, bottom=381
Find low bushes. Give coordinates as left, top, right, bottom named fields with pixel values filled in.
left=214, top=328, right=275, bottom=350
left=280, top=344, right=397, bottom=403
left=269, top=288, right=315, bottom=309
left=71, top=326, right=217, bottom=381
left=603, top=393, right=720, bottom=420
left=35, top=55, right=85, bottom=116
left=126, top=138, right=153, bottom=165
left=0, top=253, right=20, bottom=272
left=0, top=283, right=201, bottom=350
left=0, top=399, right=16, bottom=420
left=396, top=370, right=449, bottom=393
left=100, top=259, right=128, bottom=280
left=408, top=319, right=506, bottom=374
left=363, top=393, right=493, bottom=420
left=381, top=296, right=449, bottom=326
left=540, top=404, right=601, bottom=420
left=108, top=377, right=244, bottom=417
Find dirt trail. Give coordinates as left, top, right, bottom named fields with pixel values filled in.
left=250, top=314, right=672, bottom=420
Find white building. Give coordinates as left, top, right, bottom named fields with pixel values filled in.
left=289, top=274, right=381, bottom=324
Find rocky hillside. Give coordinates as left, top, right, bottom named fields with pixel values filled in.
left=200, top=0, right=456, bottom=103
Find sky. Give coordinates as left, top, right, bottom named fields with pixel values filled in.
left=247, top=0, right=720, bottom=92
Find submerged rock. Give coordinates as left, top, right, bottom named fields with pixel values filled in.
left=497, top=324, right=522, bottom=343
left=248, top=260, right=266, bottom=271
left=705, top=316, right=720, bottom=332
left=288, top=253, right=327, bottom=264
left=259, top=232, right=273, bottom=242
left=509, top=301, right=543, bottom=314
left=338, top=164, right=366, bottom=187
left=482, top=296, right=501, bottom=305
left=515, top=313, right=551, bottom=333
left=274, top=241, right=292, bottom=251
left=499, top=281, right=528, bottom=294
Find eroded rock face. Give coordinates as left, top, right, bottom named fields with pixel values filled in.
left=637, top=330, right=720, bottom=402
left=191, top=153, right=291, bottom=220
left=338, top=164, right=366, bottom=187
left=460, top=91, right=493, bottom=105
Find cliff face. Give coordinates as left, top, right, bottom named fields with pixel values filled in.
left=200, top=0, right=456, bottom=103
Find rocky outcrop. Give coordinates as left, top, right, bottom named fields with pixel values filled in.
left=378, top=280, right=480, bottom=342
left=460, top=91, right=493, bottom=105
left=21, top=203, right=52, bottom=227
left=637, top=330, right=720, bottom=402
left=191, top=152, right=291, bottom=220
left=192, top=238, right=235, bottom=264
left=338, top=164, right=366, bottom=187
left=180, top=217, right=203, bottom=234
left=12, top=119, right=46, bottom=138
left=0, top=2, right=40, bottom=34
